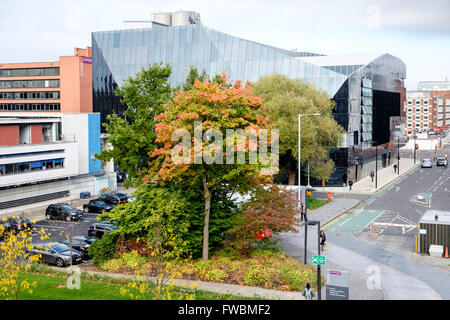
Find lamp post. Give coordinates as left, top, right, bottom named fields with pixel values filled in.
left=307, top=220, right=321, bottom=300
left=299, top=113, right=320, bottom=265
left=413, top=135, right=417, bottom=164
left=397, top=135, right=400, bottom=175
left=373, top=141, right=378, bottom=189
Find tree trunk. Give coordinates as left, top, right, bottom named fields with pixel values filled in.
left=202, top=173, right=211, bottom=261
left=288, top=170, right=296, bottom=185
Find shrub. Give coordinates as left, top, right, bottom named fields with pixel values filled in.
left=244, top=265, right=278, bottom=286
left=100, top=258, right=124, bottom=273
left=206, top=269, right=227, bottom=282
left=122, top=250, right=148, bottom=269
left=89, top=232, right=119, bottom=266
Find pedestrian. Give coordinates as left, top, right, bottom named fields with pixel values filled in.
left=393, top=164, right=398, bottom=173
left=370, top=169, right=375, bottom=182
left=300, top=202, right=305, bottom=222
left=302, top=283, right=315, bottom=300
left=320, top=230, right=327, bottom=252
left=348, top=179, right=353, bottom=191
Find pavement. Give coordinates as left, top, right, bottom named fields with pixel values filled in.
left=323, top=157, right=420, bottom=194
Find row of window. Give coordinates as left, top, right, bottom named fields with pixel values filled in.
left=0, top=68, right=59, bottom=77
left=0, top=103, right=60, bottom=111
left=407, top=123, right=429, bottom=128
left=0, top=79, right=59, bottom=89
left=407, top=100, right=429, bottom=106
left=407, top=115, right=429, bottom=120
left=0, top=91, right=60, bottom=100
left=406, top=107, right=429, bottom=113
left=0, top=159, right=64, bottom=176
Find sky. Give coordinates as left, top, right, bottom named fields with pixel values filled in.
left=1, top=0, right=449, bottom=90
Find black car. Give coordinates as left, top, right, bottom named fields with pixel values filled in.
left=82, top=200, right=114, bottom=213
left=97, top=193, right=129, bottom=206
left=7, top=217, right=33, bottom=233
left=27, top=242, right=82, bottom=267
left=116, top=172, right=127, bottom=183
left=61, top=236, right=96, bottom=260
left=436, top=157, right=446, bottom=166
left=87, top=222, right=117, bottom=239
left=45, top=203, right=84, bottom=221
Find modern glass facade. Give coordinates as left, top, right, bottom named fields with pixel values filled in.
left=92, top=23, right=406, bottom=186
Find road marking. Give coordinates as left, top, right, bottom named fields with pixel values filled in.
left=395, top=186, right=401, bottom=192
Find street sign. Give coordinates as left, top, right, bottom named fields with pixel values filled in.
left=326, top=269, right=349, bottom=300
left=312, top=255, right=326, bottom=265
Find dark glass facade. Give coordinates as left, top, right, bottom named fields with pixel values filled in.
left=92, top=23, right=406, bottom=186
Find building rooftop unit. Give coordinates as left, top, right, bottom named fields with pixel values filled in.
left=420, top=210, right=450, bottom=225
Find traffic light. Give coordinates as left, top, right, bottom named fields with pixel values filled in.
left=415, top=144, right=419, bottom=150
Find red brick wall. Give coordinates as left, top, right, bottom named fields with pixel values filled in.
left=30, top=124, right=42, bottom=144
left=0, top=125, right=20, bottom=146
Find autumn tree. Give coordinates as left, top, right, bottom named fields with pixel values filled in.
left=253, top=73, right=345, bottom=185
left=143, top=76, right=275, bottom=260
left=96, top=63, right=173, bottom=187
left=225, top=184, right=300, bottom=255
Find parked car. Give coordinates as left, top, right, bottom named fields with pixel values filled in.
left=82, top=200, right=114, bottom=213
left=45, top=203, right=84, bottom=221
left=87, top=222, right=117, bottom=239
left=436, top=157, right=446, bottom=166
left=7, top=217, right=33, bottom=233
left=61, top=236, right=96, bottom=260
left=421, top=159, right=433, bottom=168
left=116, top=172, right=127, bottom=183
left=116, top=192, right=136, bottom=202
left=27, top=242, right=82, bottom=267
left=97, top=193, right=129, bottom=206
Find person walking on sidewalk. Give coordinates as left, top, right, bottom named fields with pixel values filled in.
left=320, top=230, right=327, bottom=252
left=302, top=283, right=315, bottom=300
left=300, top=202, right=306, bottom=222
left=370, top=169, right=375, bottom=182
left=348, top=179, right=353, bottom=191
left=393, top=164, right=398, bottom=173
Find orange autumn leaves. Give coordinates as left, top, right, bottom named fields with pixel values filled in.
left=143, top=76, right=273, bottom=186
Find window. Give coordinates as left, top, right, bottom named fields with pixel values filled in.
left=415, top=123, right=420, bottom=127
left=407, top=100, right=412, bottom=105
left=423, top=100, right=429, bottom=105
left=423, top=108, right=428, bottom=113
left=415, top=116, right=421, bottom=120
left=415, top=100, right=421, bottom=105
left=424, top=123, right=428, bottom=127
left=424, top=116, right=429, bottom=120
left=407, top=108, right=412, bottom=113
left=407, top=123, right=412, bottom=128
left=407, top=115, right=412, bottom=120
left=416, top=108, right=421, bottom=113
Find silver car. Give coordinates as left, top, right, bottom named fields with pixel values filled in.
left=27, top=242, right=82, bottom=267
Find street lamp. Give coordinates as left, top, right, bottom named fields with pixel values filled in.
left=397, top=135, right=400, bottom=175
left=413, top=135, right=417, bottom=164
left=373, top=141, right=378, bottom=189
left=307, top=220, right=321, bottom=300
left=298, top=113, right=320, bottom=265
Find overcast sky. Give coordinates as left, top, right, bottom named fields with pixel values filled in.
left=1, top=0, right=449, bottom=90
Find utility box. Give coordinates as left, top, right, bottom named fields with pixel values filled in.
left=418, top=210, right=450, bottom=256
left=429, top=245, right=444, bottom=257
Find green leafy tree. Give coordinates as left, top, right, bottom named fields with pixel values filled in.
left=182, top=66, right=208, bottom=91
left=95, top=63, right=173, bottom=187
left=253, top=73, right=345, bottom=185
left=97, top=184, right=237, bottom=258
left=143, top=76, right=273, bottom=260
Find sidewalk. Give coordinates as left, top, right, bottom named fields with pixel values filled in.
left=323, top=158, right=419, bottom=194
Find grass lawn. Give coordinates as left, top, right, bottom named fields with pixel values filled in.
left=9, top=270, right=256, bottom=300
left=306, top=195, right=329, bottom=210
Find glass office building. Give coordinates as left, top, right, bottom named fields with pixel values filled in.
left=92, top=22, right=406, bottom=186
